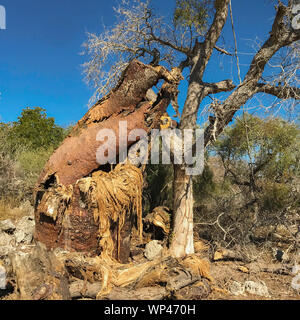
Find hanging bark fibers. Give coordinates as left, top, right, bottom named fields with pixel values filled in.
left=77, top=163, right=143, bottom=262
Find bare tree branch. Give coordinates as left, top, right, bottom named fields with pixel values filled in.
left=256, top=82, right=300, bottom=100
left=204, top=79, right=236, bottom=95
left=149, top=32, right=192, bottom=56
left=204, top=2, right=300, bottom=146
left=214, top=45, right=232, bottom=56
left=82, top=0, right=189, bottom=105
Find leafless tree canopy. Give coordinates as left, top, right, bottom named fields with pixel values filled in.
left=82, top=0, right=220, bottom=105
left=82, top=0, right=182, bottom=104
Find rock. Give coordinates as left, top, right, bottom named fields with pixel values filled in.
left=0, top=264, right=6, bottom=289
left=69, top=280, right=84, bottom=299
left=16, top=215, right=35, bottom=230
left=229, top=281, right=245, bottom=296
left=229, top=280, right=270, bottom=297
left=15, top=230, right=29, bottom=244
left=144, top=240, right=163, bottom=261
left=0, top=220, right=16, bottom=234
left=0, top=233, right=15, bottom=258
left=244, top=281, right=270, bottom=298
left=0, top=245, right=15, bottom=258
left=0, top=232, right=13, bottom=246
left=15, top=216, right=35, bottom=244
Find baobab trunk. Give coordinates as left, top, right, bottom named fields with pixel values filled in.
left=33, top=60, right=182, bottom=262
left=169, top=165, right=194, bottom=258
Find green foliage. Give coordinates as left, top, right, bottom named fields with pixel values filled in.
left=0, top=107, right=66, bottom=204
left=144, top=152, right=218, bottom=213
left=7, top=107, right=64, bottom=151
left=260, top=182, right=292, bottom=211
left=213, top=114, right=299, bottom=179
left=173, top=0, right=211, bottom=34
left=16, top=147, right=55, bottom=189
left=193, top=164, right=215, bottom=201
left=191, top=116, right=299, bottom=247
left=144, top=163, right=173, bottom=213
left=212, top=114, right=300, bottom=211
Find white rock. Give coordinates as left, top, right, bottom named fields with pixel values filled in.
left=0, top=245, right=15, bottom=258
left=0, top=264, right=6, bottom=289
left=15, top=230, right=33, bottom=244
left=0, top=232, right=15, bottom=258
left=15, top=216, right=35, bottom=244
left=0, top=219, right=16, bottom=233
left=144, top=240, right=163, bottom=261
left=0, top=233, right=13, bottom=247
left=244, top=280, right=270, bottom=298
left=229, top=281, right=245, bottom=296
left=16, top=216, right=35, bottom=230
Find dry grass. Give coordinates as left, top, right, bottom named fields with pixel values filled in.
left=181, top=255, right=213, bottom=282
left=194, top=240, right=210, bottom=253
left=0, top=199, right=27, bottom=222
left=0, top=197, right=34, bottom=223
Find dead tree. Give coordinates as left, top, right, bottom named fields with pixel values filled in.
left=33, top=60, right=182, bottom=263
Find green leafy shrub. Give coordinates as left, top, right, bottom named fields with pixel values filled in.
left=143, top=163, right=173, bottom=213
left=0, top=107, right=66, bottom=206
left=260, top=182, right=293, bottom=211
left=7, top=107, right=64, bottom=151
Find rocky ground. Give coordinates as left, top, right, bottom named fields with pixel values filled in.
left=0, top=204, right=299, bottom=300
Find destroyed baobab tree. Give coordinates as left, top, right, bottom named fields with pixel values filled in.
left=34, top=0, right=300, bottom=261
left=34, top=61, right=182, bottom=262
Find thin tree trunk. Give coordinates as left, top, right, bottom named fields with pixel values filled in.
left=169, top=164, right=194, bottom=257
left=169, top=0, right=230, bottom=257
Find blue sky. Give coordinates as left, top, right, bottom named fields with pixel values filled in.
left=0, top=0, right=291, bottom=127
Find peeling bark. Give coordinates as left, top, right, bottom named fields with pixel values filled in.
left=169, top=165, right=194, bottom=258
